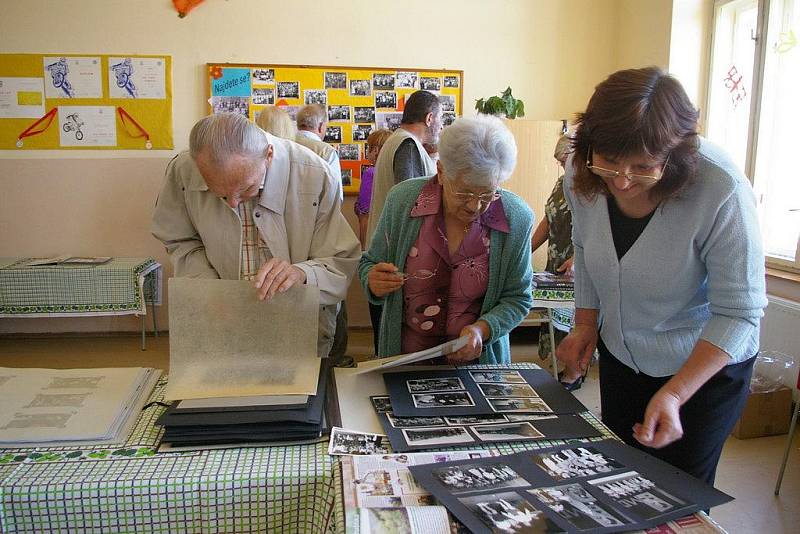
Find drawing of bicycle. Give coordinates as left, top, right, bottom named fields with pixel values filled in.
left=62, top=113, right=84, bottom=141
left=111, top=58, right=137, bottom=98
left=46, top=58, right=74, bottom=98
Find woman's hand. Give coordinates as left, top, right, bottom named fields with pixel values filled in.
left=556, top=324, right=597, bottom=374
left=367, top=262, right=404, bottom=297
left=557, top=256, right=574, bottom=273
left=633, top=388, right=683, bottom=448
left=447, top=322, right=488, bottom=364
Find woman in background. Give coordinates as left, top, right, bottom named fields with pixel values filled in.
left=355, top=128, right=392, bottom=249
left=255, top=105, right=296, bottom=139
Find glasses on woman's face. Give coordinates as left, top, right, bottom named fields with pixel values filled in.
left=586, top=146, right=669, bottom=185
left=444, top=179, right=501, bottom=208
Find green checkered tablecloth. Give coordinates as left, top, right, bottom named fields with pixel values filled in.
left=0, top=257, right=160, bottom=316
left=0, top=378, right=342, bottom=534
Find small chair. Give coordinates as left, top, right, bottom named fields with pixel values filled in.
left=774, top=368, right=800, bottom=495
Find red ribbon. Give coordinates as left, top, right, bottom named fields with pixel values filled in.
left=17, top=108, right=58, bottom=142
left=117, top=107, right=150, bottom=141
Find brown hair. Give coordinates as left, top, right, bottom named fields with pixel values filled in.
left=571, top=67, right=700, bottom=201
left=366, top=128, right=392, bottom=153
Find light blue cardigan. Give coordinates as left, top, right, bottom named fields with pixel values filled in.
left=359, top=177, right=534, bottom=364
left=564, top=138, right=767, bottom=376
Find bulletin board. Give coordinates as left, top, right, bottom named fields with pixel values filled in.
left=0, top=54, right=173, bottom=150
left=207, top=63, right=463, bottom=195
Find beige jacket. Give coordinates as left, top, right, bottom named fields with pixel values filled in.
left=151, top=134, right=360, bottom=357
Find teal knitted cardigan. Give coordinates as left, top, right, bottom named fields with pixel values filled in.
left=358, top=177, right=535, bottom=364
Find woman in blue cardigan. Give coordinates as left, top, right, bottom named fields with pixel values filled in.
left=558, top=67, right=767, bottom=484
left=359, top=115, right=534, bottom=364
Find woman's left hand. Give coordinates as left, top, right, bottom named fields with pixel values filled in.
left=633, top=388, right=683, bottom=448
left=446, top=322, right=487, bottom=364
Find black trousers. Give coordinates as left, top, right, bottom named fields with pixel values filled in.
left=598, top=337, right=754, bottom=485
left=368, top=302, right=382, bottom=356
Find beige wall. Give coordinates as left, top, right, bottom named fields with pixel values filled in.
left=0, top=0, right=712, bottom=334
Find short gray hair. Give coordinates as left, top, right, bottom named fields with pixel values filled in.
left=438, top=115, right=517, bottom=187
left=189, top=113, right=268, bottom=164
left=296, top=104, right=326, bottom=130
left=256, top=106, right=297, bottom=140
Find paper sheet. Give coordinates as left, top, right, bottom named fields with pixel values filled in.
left=58, top=105, right=117, bottom=147
left=354, top=336, right=469, bottom=374
left=43, top=56, right=102, bottom=98
left=164, top=278, right=321, bottom=400
left=108, top=57, right=166, bottom=99
left=0, top=77, right=45, bottom=118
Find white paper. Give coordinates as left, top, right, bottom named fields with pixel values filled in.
left=164, top=279, right=321, bottom=400
left=108, top=57, right=166, bottom=99
left=58, top=106, right=117, bottom=147
left=43, top=56, right=102, bottom=98
left=354, top=336, right=469, bottom=374
left=0, top=77, right=45, bottom=118
left=177, top=394, right=308, bottom=409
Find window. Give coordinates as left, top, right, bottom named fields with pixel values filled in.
left=706, top=0, right=800, bottom=270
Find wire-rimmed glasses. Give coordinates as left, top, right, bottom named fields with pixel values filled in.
left=586, top=145, right=669, bottom=185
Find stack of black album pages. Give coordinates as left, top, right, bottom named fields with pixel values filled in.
left=0, top=367, right=161, bottom=448
left=532, top=271, right=574, bottom=291
left=156, top=279, right=327, bottom=450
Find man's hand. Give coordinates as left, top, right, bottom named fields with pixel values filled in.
left=556, top=324, right=597, bottom=374
left=447, top=322, right=488, bottom=364
left=556, top=256, right=574, bottom=273
left=633, top=388, right=683, bottom=448
left=367, top=262, right=404, bottom=297
left=253, top=258, right=306, bottom=300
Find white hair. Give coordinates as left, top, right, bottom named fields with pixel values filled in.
left=189, top=113, right=268, bottom=164
left=438, top=115, right=517, bottom=187
left=296, top=104, right=326, bottom=130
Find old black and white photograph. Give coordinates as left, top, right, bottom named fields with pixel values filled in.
left=328, top=427, right=389, bottom=456
left=324, top=71, right=347, bottom=89
left=341, top=168, right=352, bottom=187
left=459, top=492, right=560, bottom=534
left=353, top=106, right=375, bottom=123
left=396, top=71, right=418, bottom=88
left=403, top=426, right=474, bottom=447
left=444, top=75, right=460, bottom=88
left=375, top=91, right=397, bottom=109
left=251, top=68, right=274, bottom=83
left=528, top=484, right=629, bottom=530
left=413, top=391, right=475, bottom=408
left=470, top=370, right=526, bottom=384
left=443, top=112, right=457, bottom=126
left=352, top=124, right=373, bottom=141
left=276, top=81, right=299, bottom=98
left=387, top=413, right=446, bottom=428
left=407, top=377, right=465, bottom=394
left=478, top=383, right=538, bottom=398
left=588, top=471, right=688, bottom=520
left=488, top=397, right=552, bottom=414
left=371, top=396, right=392, bottom=413
left=323, top=126, right=342, bottom=143
left=304, top=89, right=327, bottom=106
left=420, top=76, right=442, bottom=91
left=439, top=94, right=456, bottom=112
left=338, top=143, right=360, bottom=161
left=444, top=414, right=507, bottom=426
left=373, top=73, right=395, bottom=90
left=211, top=96, right=249, bottom=117
left=252, top=87, right=274, bottom=105
left=433, top=462, right=528, bottom=493
left=350, top=79, right=371, bottom=96
left=327, top=105, right=350, bottom=121
left=471, top=422, right=544, bottom=441
left=534, top=446, right=625, bottom=481
left=376, top=112, right=403, bottom=131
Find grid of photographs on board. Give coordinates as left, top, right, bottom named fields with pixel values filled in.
left=408, top=439, right=733, bottom=534
left=208, top=64, right=462, bottom=196
left=370, top=392, right=601, bottom=453
left=384, top=368, right=587, bottom=419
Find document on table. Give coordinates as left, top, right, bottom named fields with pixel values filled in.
left=164, top=279, right=321, bottom=400
left=354, top=336, right=469, bottom=374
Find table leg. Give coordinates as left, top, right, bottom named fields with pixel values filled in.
left=547, top=310, right=558, bottom=379
left=141, top=314, right=146, bottom=351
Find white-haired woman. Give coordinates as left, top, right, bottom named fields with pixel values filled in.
left=358, top=115, right=534, bottom=364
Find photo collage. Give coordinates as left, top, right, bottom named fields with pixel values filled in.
left=408, top=439, right=733, bottom=534
left=208, top=64, right=462, bottom=195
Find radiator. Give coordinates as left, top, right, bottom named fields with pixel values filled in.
left=759, top=295, right=800, bottom=392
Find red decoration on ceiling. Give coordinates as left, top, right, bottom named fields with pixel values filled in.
left=173, top=0, right=204, bottom=18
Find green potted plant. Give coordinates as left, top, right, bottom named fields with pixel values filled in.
left=474, top=87, right=525, bottom=119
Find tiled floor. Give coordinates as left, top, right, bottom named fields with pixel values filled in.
left=0, top=328, right=797, bottom=533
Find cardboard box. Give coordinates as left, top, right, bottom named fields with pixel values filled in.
left=732, top=386, right=793, bottom=439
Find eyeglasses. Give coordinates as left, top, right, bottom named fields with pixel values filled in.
left=397, top=257, right=443, bottom=281
left=586, top=146, right=669, bottom=185
left=444, top=179, right=501, bottom=206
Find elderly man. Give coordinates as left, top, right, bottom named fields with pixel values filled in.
left=295, top=104, right=343, bottom=199
left=366, top=90, right=442, bottom=247
left=151, top=112, right=360, bottom=360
